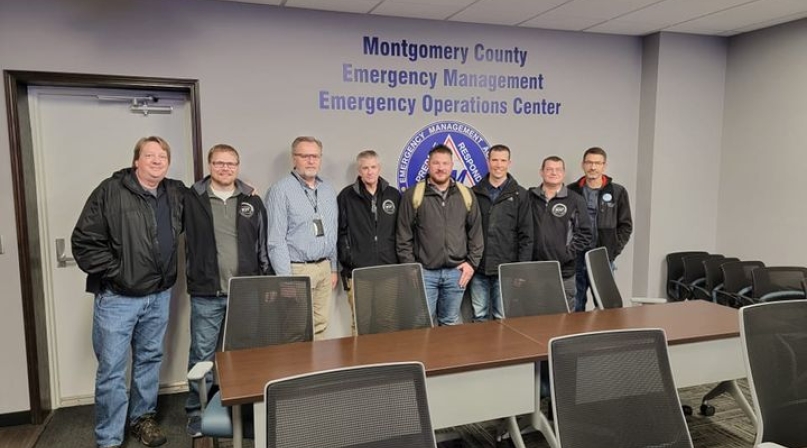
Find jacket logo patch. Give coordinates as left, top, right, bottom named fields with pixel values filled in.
left=551, top=203, right=567, bottom=218
left=382, top=199, right=396, bottom=215
left=602, top=193, right=613, bottom=202
left=239, top=202, right=255, bottom=218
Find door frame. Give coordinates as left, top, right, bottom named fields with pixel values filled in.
left=3, top=70, right=203, bottom=425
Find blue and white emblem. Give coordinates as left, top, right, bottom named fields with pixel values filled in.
left=397, top=120, right=490, bottom=190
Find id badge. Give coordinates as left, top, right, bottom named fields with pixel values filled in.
left=312, top=218, right=325, bottom=237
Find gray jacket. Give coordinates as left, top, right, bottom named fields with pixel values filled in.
left=396, top=180, right=484, bottom=270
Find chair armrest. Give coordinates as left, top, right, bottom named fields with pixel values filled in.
left=631, top=297, right=667, bottom=305
left=756, top=443, right=789, bottom=448
left=188, top=361, right=214, bottom=381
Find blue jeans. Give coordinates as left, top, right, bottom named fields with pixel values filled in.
left=423, top=268, right=465, bottom=326
left=469, top=273, right=501, bottom=321
left=92, top=289, right=171, bottom=447
left=185, top=296, right=227, bottom=416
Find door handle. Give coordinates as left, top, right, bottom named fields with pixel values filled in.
left=55, top=238, right=76, bottom=268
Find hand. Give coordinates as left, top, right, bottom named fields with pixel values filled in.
left=331, top=272, right=339, bottom=290
left=456, top=262, right=474, bottom=289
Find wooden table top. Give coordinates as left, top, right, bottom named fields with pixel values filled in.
left=500, top=300, right=739, bottom=345
left=216, top=320, right=543, bottom=406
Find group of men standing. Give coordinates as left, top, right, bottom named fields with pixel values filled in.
left=71, top=135, right=631, bottom=448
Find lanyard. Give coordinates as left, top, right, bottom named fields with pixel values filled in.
left=304, top=187, right=318, bottom=214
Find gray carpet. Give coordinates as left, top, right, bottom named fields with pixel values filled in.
left=34, top=382, right=756, bottom=448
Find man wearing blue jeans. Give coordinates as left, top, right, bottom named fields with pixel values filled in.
left=72, top=136, right=185, bottom=448
left=182, top=144, right=271, bottom=436
left=470, top=145, right=533, bottom=321
left=397, top=145, right=483, bottom=325
left=568, top=147, right=632, bottom=311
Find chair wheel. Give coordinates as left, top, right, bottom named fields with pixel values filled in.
left=682, top=405, right=693, bottom=416
left=700, top=404, right=716, bottom=416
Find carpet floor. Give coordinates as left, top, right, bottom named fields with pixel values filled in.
left=33, top=381, right=757, bottom=448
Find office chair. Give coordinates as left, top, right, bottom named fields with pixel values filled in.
left=751, top=266, right=807, bottom=302
left=351, top=263, right=432, bottom=335
left=740, top=300, right=807, bottom=448
left=715, top=260, right=765, bottom=308
left=682, top=254, right=724, bottom=300
left=264, top=362, right=437, bottom=448
left=188, top=276, right=313, bottom=444
left=549, top=329, right=693, bottom=448
left=499, top=260, right=569, bottom=317
left=498, top=261, right=568, bottom=448
left=666, top=251, right=709, bottom=301
left=701, top=257, right=740, bottom=304
left=585, top=247, right=666, bottom=309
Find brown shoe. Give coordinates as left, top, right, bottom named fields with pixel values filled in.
left=131, top=414, right=167, bottom=447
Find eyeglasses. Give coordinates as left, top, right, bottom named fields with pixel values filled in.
left=210, top=161, right=239, bottom=169
left=293, top=153, right=321, bottom=161
left=583, top=160, right=604, bottom=166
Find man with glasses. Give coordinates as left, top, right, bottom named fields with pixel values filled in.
left=529, top=156, right=592, bottom=311
left=265, top=136, right=338, bottom=338
left=568, top=147, right=632, bottom=311
left=182, top=144, right=272, bottom=437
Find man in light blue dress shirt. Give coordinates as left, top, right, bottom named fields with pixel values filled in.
left=265, top=136, right=338, bottom=338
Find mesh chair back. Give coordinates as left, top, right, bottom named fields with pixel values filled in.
left=585, top=247, right=623, bottom=310
left=703, top=257, right=739, bottom=292
left=352, top=263, right=432, bottom=335
left=499, top=261, right=568, bottom=317
left=721, top=261, right=765, bottom=294
left=740, top=300, right=807, bottom=447
left=264, top=362, right=436, bottom=448
left=550, top=329, right=693, bottom=448
left=666, top=251, right=708, bottom=299
left=222, top=276, right=313, bottom=351
left=752, top=266, right=807, bottom=301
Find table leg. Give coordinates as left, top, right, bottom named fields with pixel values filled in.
left=232, top=404, right=243, bottom=448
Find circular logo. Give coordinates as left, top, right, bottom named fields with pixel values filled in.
left=397, top=120, right=490, bottom=190
left=381, top=199, right=396, bottom=215
left=602, top=193, right=613, bottom=202
left=239, top=202, right=255, bottom=218
left=551, top=203, right=567, bottom=217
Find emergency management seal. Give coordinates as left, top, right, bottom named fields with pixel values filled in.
left=397, top=120, right=490, bottom=190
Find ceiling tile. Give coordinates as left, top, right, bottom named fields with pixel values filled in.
left=284, top=0, right=378, bottom=13
left=666, top=0, right=807, bottom=33
left=371, top=0, right=476, bottom=20
left=586, top=19, right=666, bottom=35
left=448, top=0, right=568, bottom=26
left=519, top=13, right=603, bottom=31
left=542, top=0, right=666, bottom=21
left=616, top=0, right=754, bottom=25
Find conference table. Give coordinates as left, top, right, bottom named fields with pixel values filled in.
left=216, top=300, right=749, bottom=448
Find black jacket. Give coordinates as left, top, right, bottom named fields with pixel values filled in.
left=397, top=180, right=484, bottom=270
left=528, top=185, right=593, bottom=278
left=184, top=177, right=272, bottom=297
left=72, top=168, right=184, bottom=296
left=472, top=174, right=533, bottom=276
left=568, top=175, right=632, bottom=261
left=337, top=177, right=400, bottom=277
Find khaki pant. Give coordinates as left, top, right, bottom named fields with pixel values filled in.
left=291, top=260, right=332, bottom=340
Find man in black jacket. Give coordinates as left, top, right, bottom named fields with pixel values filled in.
left=337, top=150, right=400, bottom=334
left=568, top=147, right=633, bottom=312
left=183, top=144, right=272, bottom=437
left=529, top=156, right=593, bottom=311
left=72, top=136, right=184, bottom=448
left=470, top=145, right=533, bottom=321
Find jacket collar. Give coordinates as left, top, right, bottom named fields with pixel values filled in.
left=351, top=176, right=390, bottom=196
left=576, top=174, right=612, bottom=189
left=192, top=175, right=252, bottom=197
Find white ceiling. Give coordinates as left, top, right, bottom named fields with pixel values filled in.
left=211, top=0, right=807, bottom=36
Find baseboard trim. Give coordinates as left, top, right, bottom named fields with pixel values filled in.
left=57, top=382, right=189, bottom=408
left=0, top=410, right=32, bottom=427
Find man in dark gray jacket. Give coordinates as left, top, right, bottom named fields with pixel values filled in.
left=397, top=145, right=483, bottom=325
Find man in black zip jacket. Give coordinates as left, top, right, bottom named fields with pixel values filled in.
left=182, top=144, right=272, bottom=437
left=72, top=136, right=184, bottom=448
left=337, top=150, right=400, bottom=334
left=529, top=156, right=593, bottom=311
left=568, top=147, right=633, bottom=312
left=470, top=145, right=533, bottom=321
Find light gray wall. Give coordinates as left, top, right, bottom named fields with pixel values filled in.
left=0, top=0, right=643, bottom=413
left=718, top=19, right=807, bottom=264
left=633, top=32, right=727, bottom=297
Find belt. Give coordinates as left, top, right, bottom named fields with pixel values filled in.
left=291, top=258, right=327, bottom=264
